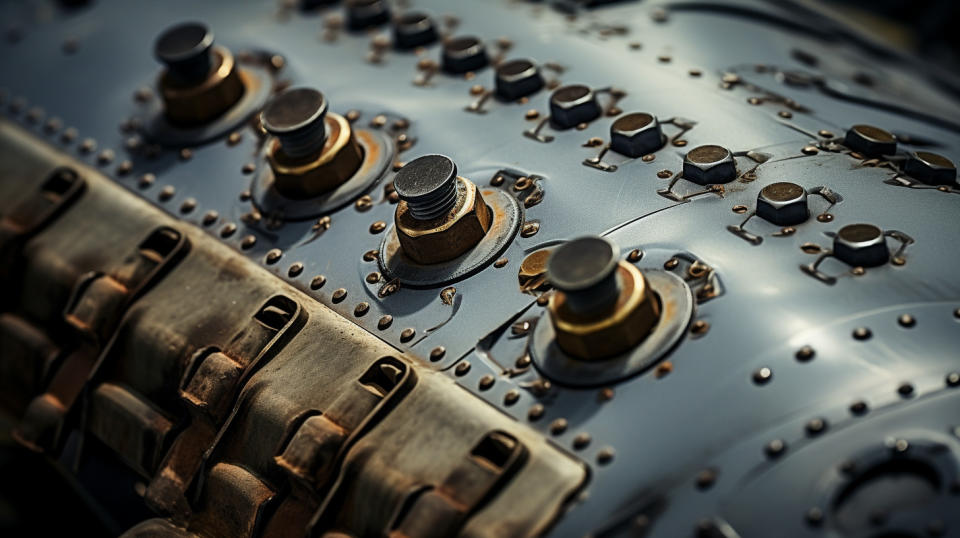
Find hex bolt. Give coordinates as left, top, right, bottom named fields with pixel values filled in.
left=393, top=11, right=437, bottom=50
left=833, top=223, right=889, bottom=267
left=549, top=84, right=601, bottom=129
left=394, top=154, right=460, bottom=220
left=756, top=182, right=809, bottom=225
left=844, top=124, right=896, bottom=157
left=154, top=22, right=215, bottom=86
left=442, top=36, right=489, bottom=74
left=345, top=0, right=390, bottom=30
left=683, top=145, right=737, bottom=185
left=609, top=112, right=664, bottom=157
left=261, top=88, right=329, bottom=160
left=547, top=236, right=622, bottom=318
left=904, top=151, right=956, bottom=186
left=495, top=58, right=544, bottom=101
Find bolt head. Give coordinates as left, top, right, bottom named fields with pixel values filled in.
left=442, top=36, right=488, bottom=73
left=683, top=145, right=736, bottom=185
left=844, top=124, right=896, bottom=157
left=756, top=182, right=809, bottom=225
left=393, top=11, right=437, bottom=50
left=833, top=223, right=889, bottom=267
left=904, top=151, right=956, bottom=186
left=549, top=84, right=601, bottom=129
left=495, top=58, right=544, bottom=101
left=609, top=113, right=664, bottom=157
left=345, top=0, right=390, bottom=30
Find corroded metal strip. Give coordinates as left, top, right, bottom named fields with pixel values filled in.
left=0, top=120, right=586, bottom=537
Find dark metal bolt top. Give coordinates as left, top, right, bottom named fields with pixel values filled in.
left=346, top=0, right=391, bottom=30
left=154, top=22, right=215, bottom=85
left=844, top=124, right=896, bottom=157
left=833, top=223, right=889, bottom=267
left=394, top=154, right=460, bottom=220
left=393, top=11, right=438, bottom=50
left=757, top=182, right=808, bottom=225
left=442, top=36, right=489, bottom=74
left=550, top=84, right=601, bottom=129
left=261, top=88, right=329, bottom=159
left=495, top=58, right=544, bottom=101
left=548, top=236, right=622, bottom=317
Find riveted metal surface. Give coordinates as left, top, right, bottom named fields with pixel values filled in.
left=2, top=0, right=960, bottom=536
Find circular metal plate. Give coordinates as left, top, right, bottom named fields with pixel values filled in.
left=529, top=270, right=694, bottom=387
left=250, top=127, right=394, bottom=221
left=377, top=187, right=522, bottom=288
left=143, top=65, right=273, bottom=147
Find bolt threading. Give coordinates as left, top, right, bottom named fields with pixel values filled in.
left=394, top=154, right=460, bottom=220
left=261, top=88, right=329, bottom=160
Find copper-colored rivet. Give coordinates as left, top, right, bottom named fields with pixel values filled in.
left=288, top=262, right=304, bottom=277
left=400, top=328, right=415, bottom=342
left=504, top=389, right=520, bottom=406
left=573, top=433, right=591, bottom=450
left=431, top=346, right=447, bottom=362
left=550, top=418, right=568, bottom=435
left=310, top=275, right=326, bottom=290
left=369, top=221, right=386, bottom=234
left=265, top=249, right=282, bottom=264
left=478, top=375, right=495, bottom=391
left=527, top=404, right=545, bottom=421
left=240, top=235, right=257, bottom=250
left=377, top=315, right=393, bottom=330
left=454, top=361, right=470, bottom=375
left=331, top=288, right=347, bottom=303
left=354, top=302, right=369, bottom=317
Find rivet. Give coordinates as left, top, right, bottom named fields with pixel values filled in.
left=765, top=439, right=787, bottom=459
left=850, top=400, right=868, bottom=415
left=220, top=223, right=237, bottom=238
left=265, top=249, right=282, bottom=264
left=536, top=294, right=550, bottom=306
left=549, top=418, right=568, bottom=435
left=817, top=213, right=834, bottom=222
left=946, top=372, right=960, bottom=387
left=346, top=110, right=360, bottom=122
left=753, top=367, right=773, bottom=385
left=331, top=288, right=347, bottom=303
left=515, top=354, right=532, bottom=369
left=596, top=447, right=615, bottom=464
left=520, top=222, right=540, bottom=237
left=655, top=361, right=673, bottom=378
left=695, top=468, right=717, bottom=490
left=366, top=272, right=381, bottom=284
left=732, top=205, right=748, bottom=214
left=778, top=110, right=793, bottom=119
left=400, top=328, right=415, bottom=342
left=897, top=314, right=915, bottom=327
left=242, top=162, right=256, bottom=174
left=227, top=132, right=242, bottom=146
left=627, top=249, right=643, bottom=262
left=851, top=266, right=865, bottom=276
left=598, top=387, right=614, bottom=402
left=478, top=375, right=495, bottom=391
left=431, top=346, right=447, bottom=362
left=504, top=389, right=520, bottom=406
left=528, top=403, right=545, bottom=421
left=355, top=195, right=373, bottom=212
left=852, top=327, right=872, bottom=340
left=370, top=114, right=387, bottom=128
left=363, top=250, right=379, bottom=262
left=354, top=302, right=369, bottom=317
left=664, top=257, right=679, bottom=270
left=817, top=130, right=834, bottom=138
left=490, top=174, right=505, bottom=186
left=179, top=148, right=192, bottom=161
left=573, top=433, right=591, bottom=450
left=288, top=262, right=304, bottom=277
left=897, top=382, right=914, bottom=397
left=805, top=418, right=827, bottom=436
left=310, top=275, right=326, bottom=290
left=138, top=173, right=155, bottom=189
left=369, top=221, right=386, bottom=234
left=202, top=210, right=218, bottom=226
left=530, top=378, right=552, bottom=397
left=494, top=258, right=509, bottom=268
left=79, top=138, right=96, bottom=153
left=657, top=170, right=672, bottom=178
left=689, top=68, right=702, bottom=77
left=454, top=360, right=470, bottom=375
left=239, top=190, right=252, bottom=202
left=641, top=154, right=655, bottom=162
left=953, top=308, right=960, bottom=319
left=673, top=139, right=688, bottom=147
left=376, top=315, right=393, bottom=330
left=97, top=149, right=115, bottom=165
left=891, top=256, right=905, bottom=266
left=805, top=507, right=823, bottom=527
left=158, top=185, right=175, bottom=201
left=801, top=145, right=818, bottom=155
left=240, top=235, right=257, bottom=250
left=691, top=320, right=710, bottom=336
left=470, top=84, right=484, bottom=95
left=43, top=117, right=62, bottom=134
left=525, top=109, right=540, bottom=120
left=795, top=346, right=815, bottom=362
left=116, top=160, right=133, bottom=176
left=179, top=198, right=196, bottom=214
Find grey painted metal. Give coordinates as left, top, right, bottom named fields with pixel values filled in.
left=2, top=0, right=959, bottom=535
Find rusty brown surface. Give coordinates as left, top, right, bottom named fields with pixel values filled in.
left=0, top=119, right=586, bottom=537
